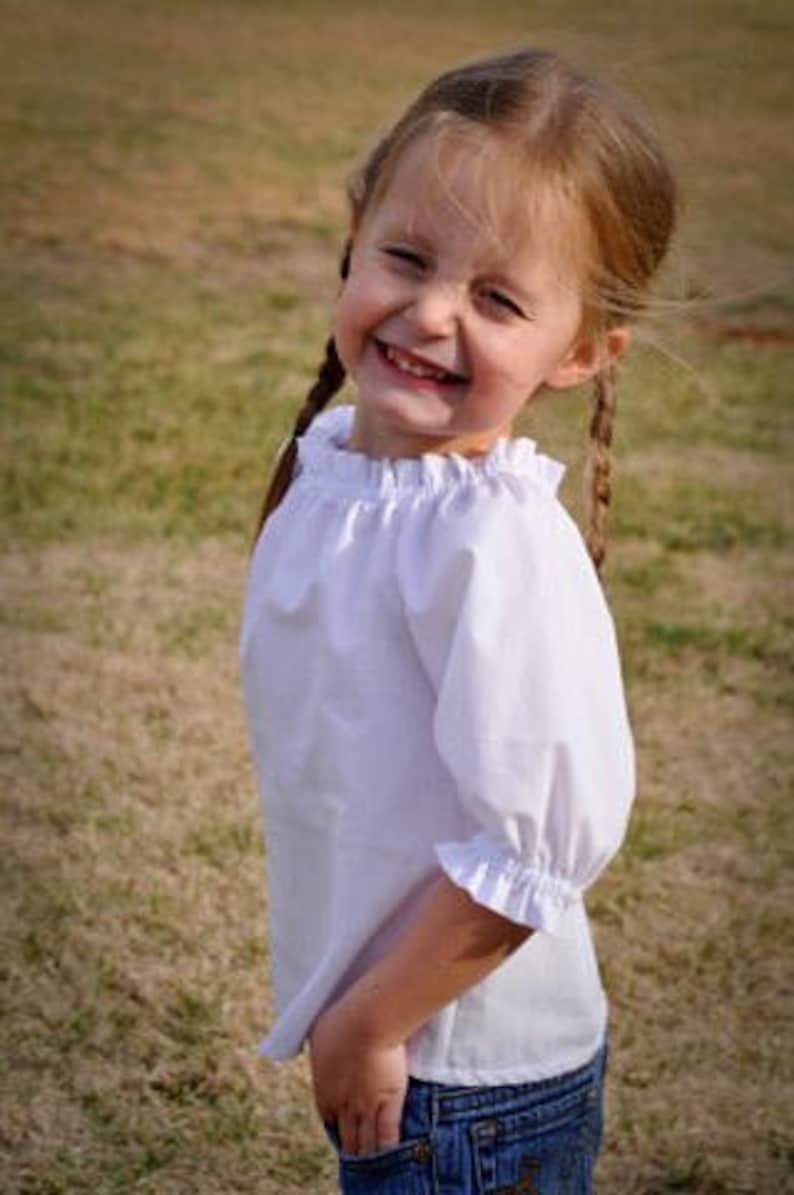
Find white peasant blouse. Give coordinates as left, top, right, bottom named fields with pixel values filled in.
left=240, top=403, right=636, bottom=1085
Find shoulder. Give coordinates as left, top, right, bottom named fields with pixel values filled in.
left=399, top=472, right=620, bottom=649
left=397, top=473, right=582, bottom=611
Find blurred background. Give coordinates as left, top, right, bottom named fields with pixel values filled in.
left=1, top=2, right=792, bottom=1191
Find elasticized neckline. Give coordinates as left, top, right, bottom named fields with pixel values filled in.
left=295, top=405, right=567, bottom=499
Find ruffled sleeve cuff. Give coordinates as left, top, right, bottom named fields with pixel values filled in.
left=435, top=832, right=580, bottom=939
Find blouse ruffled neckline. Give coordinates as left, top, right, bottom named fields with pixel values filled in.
left=295, top=404, right=566, bottom=498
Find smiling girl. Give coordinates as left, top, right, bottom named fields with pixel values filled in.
left=336, top=132, right=628, bottom=464
left=241, top=48, right=676, bottom=1194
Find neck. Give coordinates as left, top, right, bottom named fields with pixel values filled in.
left=345, top=405, right=507, bottom=461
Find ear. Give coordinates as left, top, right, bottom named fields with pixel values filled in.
left=545, top=325, right=632, bottom=391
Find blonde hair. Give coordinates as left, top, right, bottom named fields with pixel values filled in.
left=255, top=47, right=677, bottom=575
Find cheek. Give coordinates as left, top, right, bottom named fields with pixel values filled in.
left=477, top=334, right=542, bottom=388
left=334, top=278, right=381, bottom=357
left=333, top=288, right=364, bottom=370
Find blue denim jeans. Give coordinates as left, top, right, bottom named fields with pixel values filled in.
left=325, top=1042, right=607, bottom=1194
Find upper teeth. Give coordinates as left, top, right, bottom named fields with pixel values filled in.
left=385, top=344, right=449, bottom=380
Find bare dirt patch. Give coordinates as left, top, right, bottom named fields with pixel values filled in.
left=697, top=320, right=794, bottom=347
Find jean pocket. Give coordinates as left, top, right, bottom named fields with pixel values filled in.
left=471, top=1080, right=599, bottom=1194
left=335, top=1136, right=434, bottom=1194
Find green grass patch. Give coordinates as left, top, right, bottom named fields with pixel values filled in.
left=643, top=619, right=772, bottom=660
left=616, top=474, right=788, bottom=552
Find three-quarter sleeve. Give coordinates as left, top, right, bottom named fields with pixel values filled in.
left=397, top=479, right=636, bottom=937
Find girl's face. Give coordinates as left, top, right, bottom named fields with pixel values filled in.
left=334, top=132, right=612, bottom=460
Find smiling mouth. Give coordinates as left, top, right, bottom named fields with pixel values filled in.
left=377, top=340, right=466, bottom=385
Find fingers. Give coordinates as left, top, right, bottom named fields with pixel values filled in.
left=356, top=1115, right=378, bottom=1157
left=337, top=1100, right=403, bottom=1157
left=338, top=1112, right=380, bottom=1157
left=338, top=1109, right=358, bottom=1156
left=375, top=1098, right=402, bottom=1150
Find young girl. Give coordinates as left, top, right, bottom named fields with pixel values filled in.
left=241, top=48, right=676, bottom=1194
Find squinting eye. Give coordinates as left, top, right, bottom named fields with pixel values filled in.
left=484, top=288, right=526, bottom=318
left=383, top=246, right=425, bottom=268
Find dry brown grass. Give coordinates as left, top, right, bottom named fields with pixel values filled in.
left=1, top=541, right=334, bottom=1192
left=2, top=528, right=791, bottom=1191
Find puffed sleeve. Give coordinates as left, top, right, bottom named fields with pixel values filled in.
left=396, top=478, right=636, bottom=937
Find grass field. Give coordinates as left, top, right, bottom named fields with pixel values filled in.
left=1, top=1, right=792, bottom=1191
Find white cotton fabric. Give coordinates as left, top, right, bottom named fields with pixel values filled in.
left=239, top=403, right=636, bottom=1085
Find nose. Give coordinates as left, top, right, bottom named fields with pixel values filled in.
left=406, top=281, right=462, bottom=337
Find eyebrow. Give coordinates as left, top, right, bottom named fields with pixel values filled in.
left=374, top=209, right=433, bottom=245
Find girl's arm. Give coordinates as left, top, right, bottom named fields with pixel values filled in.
left=308, top=872, right=531, bottom=1156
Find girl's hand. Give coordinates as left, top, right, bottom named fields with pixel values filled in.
left=308, top=878, right=530, bottom=1156
left=308, top=998, right=408, bottom=1157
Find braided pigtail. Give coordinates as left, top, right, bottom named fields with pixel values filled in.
left=583, top=363, right=618, bottom=580
left=252, top=243, right=351, bottom=548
